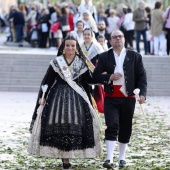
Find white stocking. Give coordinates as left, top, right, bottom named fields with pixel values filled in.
left=62, top=158, right=69, bottom=163
left=106, top=140, right=116, bottom=163
left=118, top=142, right=127, bottom=161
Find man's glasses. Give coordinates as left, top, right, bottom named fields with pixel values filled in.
left=111, top=35, right=124, bottom=39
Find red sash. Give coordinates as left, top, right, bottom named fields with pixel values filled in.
left=105, top=85, right=135, bottom=98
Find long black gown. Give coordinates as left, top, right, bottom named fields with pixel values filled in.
left=27, top=55, right=102, bottom=158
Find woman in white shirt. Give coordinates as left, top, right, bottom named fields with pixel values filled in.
left=70, top=20, right=84, bottom=45
left=106, top=9, right=120, bottom=34
left=123, top=8, right=135, bottom=48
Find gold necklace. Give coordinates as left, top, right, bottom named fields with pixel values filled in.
left=83, top=42, right=93, bottom=56
left=68, top=65, right=72, bottom=70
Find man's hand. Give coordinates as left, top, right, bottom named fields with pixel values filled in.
left=109, top=73, right=122, bottom=81
left=138, top=95, right=145, bottom=104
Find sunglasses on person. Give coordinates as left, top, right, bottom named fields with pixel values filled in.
left=111, top=35, right=124, bottom=39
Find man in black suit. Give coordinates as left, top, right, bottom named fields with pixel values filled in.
left=93, top=30, right=147, bottom=169
left=95, top=20, right=110, bottom=48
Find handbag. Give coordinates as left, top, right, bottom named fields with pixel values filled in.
left=61, top=25, right=70, bottom=31
left=146, top=30, right=152, bottom=41
left=50, top=21, right=61, bottom=33
left=163, top=8, right=170, bottom=31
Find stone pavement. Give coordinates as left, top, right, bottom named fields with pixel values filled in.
left=0, top=93, right=170, bottom=169
left=0, top=91, right=170, bottom=127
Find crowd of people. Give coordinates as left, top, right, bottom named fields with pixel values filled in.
left=0, top=0, right=170, bottom=55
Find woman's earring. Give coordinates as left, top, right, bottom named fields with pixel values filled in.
left=76, top=49, right=79, bottom=55
left=63, top=49, right=65, bottom=55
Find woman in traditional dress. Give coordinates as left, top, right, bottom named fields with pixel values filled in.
left=81, top=28, right=104, bottom=64
left=97, top=35, right=109, bottom=51
left=81, top=28, right=105, bottom=113
left=27, top=35, right=102, bottom=169
left=78, top=10, right=98, bottom=34
left=78, top=0, right=97, bottom=21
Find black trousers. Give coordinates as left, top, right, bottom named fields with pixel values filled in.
left=166, top=29, right=170, bottom=55
left=124, top=30, right=134, bottom=48
left=104, top=97, right=136, bottom=143
left=38, top=31, right=49, bottom=48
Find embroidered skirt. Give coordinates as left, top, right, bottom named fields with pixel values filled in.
left=28, top=82, right=102, bottom=158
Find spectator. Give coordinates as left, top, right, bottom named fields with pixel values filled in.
left=12, top=7, right=25, bottom=45
left=18, top=4, right=27, bottom=41
left=105, top=4, right=111, bottom=17
left=48, top=6, right=60, bottom=49
left=106, top=9, right=119, bottom=34
left=151, top=1, right=166, bottom=56
left=73, top=8, right=81, bottom=28
left=163, top=5, right=170, bottom=55
left=97, top=9, right=108, bottom=26
left=78, top=0, right=97, bottom=21
left=117, top=7, right=127, bottom=34
left=58, top=7, right=70, bottom=39
left=37, top=8, right=50, bottom=48
left=123, top=7, right=135, bottom=48
left=25, top=5, right=37, bottom=32
left=97, top=35, right=108, bottom=51
left=78, top=10, right=98, bottom=33
left=67, top=7, right=74, bottom=32
left=133, top=0, right=149, bottom=54
left=81, top=28, right=104, bottom=64
left=145, top=6, right=152, bottom=54
left=7, top=6, right=16, bottom=42
left=95, top=20, right=110, bottom=48
left=0, top=9, right=7, bottom=32
left=70, top=20, right=84, bottom=45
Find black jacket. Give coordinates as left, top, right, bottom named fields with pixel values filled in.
left=13, top=11, right=25, bottom=25
left=93, top=48, right=147, bottom=97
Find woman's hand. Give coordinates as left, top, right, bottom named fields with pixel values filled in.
left=39, top=98, right=45, bottom=105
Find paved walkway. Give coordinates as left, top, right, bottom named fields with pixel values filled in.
left=0, top=91, right=170, bottom=126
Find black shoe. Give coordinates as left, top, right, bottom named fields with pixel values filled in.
left=18, top=44, right=23, bottom=47
left=62, top=159, right=71, bottom=169
left=103, top=160, right=114, bottom=169
left=119, top=160, right=126, bottom=168
left=63, top=163, right=71, bottom=169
